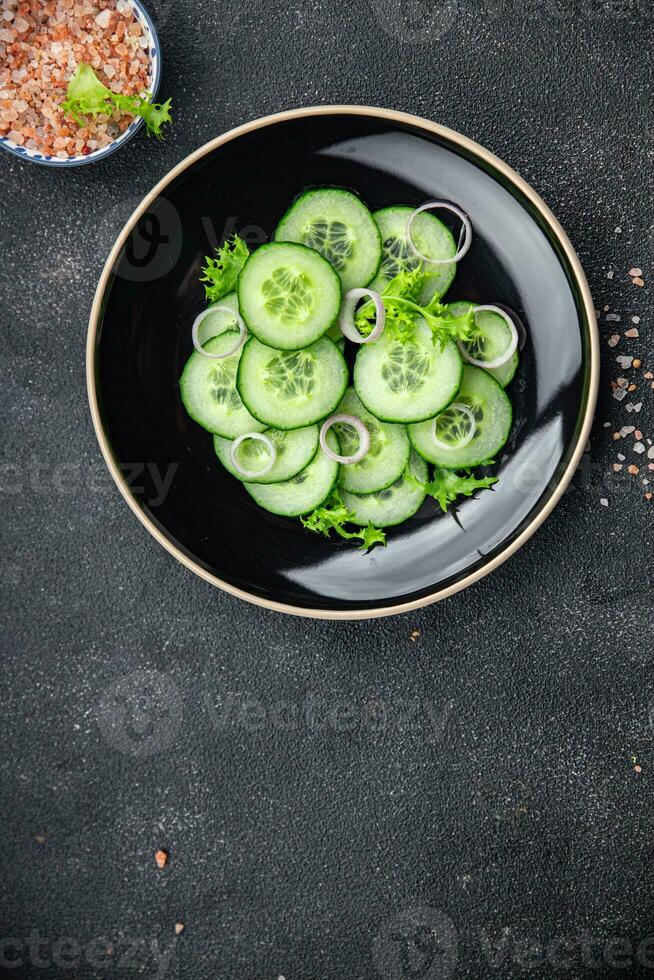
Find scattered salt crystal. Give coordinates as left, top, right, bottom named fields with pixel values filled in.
left=632, top=316, right=640, bottom=324
left=13, top=16, right=28, bottom=32
left=625, top=404, right=634, bottom=413
left=613, top=388, right=627, bottom=401
left=617, top=453, right=625, bottom=461
left=617, top=378, right=628, bottom=388
left=615, top=226, right=622, bottom=233
left=629, top=268, right=643, bottom=277
left=95, top=9, right=112, bottom=28
left=621, top=426, right=635, bottom=436
left=603, top=422, right=611, bottom=428
left=648, top=447, right=654, bottom=459
left=0, top=27, right=14, bottom=40
left=608, top=335, right=620, bottom=347
left=634, top=443, right=645, bottom=455
left=607, top=270, right=614, bottom=280
left=606, top=313, right=620, bottom=322
left=616, top=355, right=633, bottom=369
left=2, top=10, right=14, bottom=21
left=633, top=403, right=642, bottom=413
left=104, top=64, right=116, bottom=78
left=600, top=498, right=609, bottom=507
left=624, top=328, right=639, bottom=338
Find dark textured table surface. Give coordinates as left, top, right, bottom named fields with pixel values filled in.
left=1, top=2, right=653, bottom=978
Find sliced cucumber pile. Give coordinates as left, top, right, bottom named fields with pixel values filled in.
left=341, top=451, right=428, bottom=528
left=369, top=206, right=457, bottom=305
left=180, top=188, right=523, bottom=552
left=335, top=387, right=410, bottom=495
left=237, top=335, right=348, bottom=430
left=179, top=328, right=265, bottom=439
left=244, top=428, right=340, bottom=517
left=238, top=242, right=341, bottom=350
left=354, top=317, right=462, bottom=423
left=408, top=365, right=513, bottom=469
left=214, top=424, right=319, bottom=485
left=447, top=301, right=519, bottom=387
left=275, top=188, right=382, bottom=291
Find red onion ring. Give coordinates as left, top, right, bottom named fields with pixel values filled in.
left=338, top=288, right=386, bottom=344
left=192, top=305, right=247, bottom=359
left=432, top=403, right=476, bottom=451
left=229, top=432, right=277, bottom=479
left=320, top=414, right=371, bottom=465
left=458, top=305, right=519, bottom=369
left=406, top=201, right=472, bottom=266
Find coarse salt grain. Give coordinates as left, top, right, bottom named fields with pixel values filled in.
left=613, top=388, right=627, bottom=401
left=624, top=328, right=639, bottom=338
left=608, top=335, right=620, bottom=347
left=600, top=498, right=608, bottom=507
left=1, top=0, right=151, bottom=158
left=629, top=268, right=643, bottom=277
left=634, top=443, right=645, bottom=455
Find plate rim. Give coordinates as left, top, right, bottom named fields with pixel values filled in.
left=86, top=104, right=599, bottom=620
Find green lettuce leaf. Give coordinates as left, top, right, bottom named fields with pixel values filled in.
left=61, top=63, right=172, bottom=139
left=301, top=491, right=387, bottom=551
left=408, top=467, right=498, bottom=512
left=200, top=236, right=250, bottom=303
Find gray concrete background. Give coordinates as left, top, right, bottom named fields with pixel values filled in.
left=1, top=1, right=653, bottom=977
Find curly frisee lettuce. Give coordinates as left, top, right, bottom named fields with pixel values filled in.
left=407, top=467, right=498, bottom=512
left=61, top=63, right=172, bottom=140
left=302, top=491, right=387, bottom=551
left=355, top=265, right=477, bottom=347
left=200, top=236, right=250, bottom=304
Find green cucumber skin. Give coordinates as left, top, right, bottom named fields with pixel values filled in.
left=370, top=206, right=457, bottom=303
left=245, top=466, right=340, bottom=518
left=236, top=336, right=349, bottom=431
left=341, top=452, right=428, bottom=527
left=339, top=439, right=411, bottom=496
left=237, top=242, right=342, bottom=351
left=179, top=331, right=266, bottom=439
left=274, top=188, right=383, bottom=290
left=244, top=430, right=341, bottom=517
left=408, top=370, right=513, bottom=469
left=447, top=300, right=520, bottom=388
left=213, top=426, right=320, bottom=485
left=353, top=349, right=463, bottom=425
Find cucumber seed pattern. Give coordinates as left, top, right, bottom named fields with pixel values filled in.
left=380, top=235, right=420, bottom=279
left=458, top=394, right=485, bottom=424
left=434, top=404, right=476, bottom=447
left=381, top=343, right=431, bottom=393
left=304, top=220, right=354, bottom=271
left=236, top=435, right=285, bottom=469
left=264, top=350, right=316, bottom=400
left=261, top=267, right=314, bottom=324
left=208, top=360, right=243, bottom=411
left=336, top=418, right=383, bottom=462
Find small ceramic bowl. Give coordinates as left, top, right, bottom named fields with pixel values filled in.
left=0, top=0, right=161, bottom=168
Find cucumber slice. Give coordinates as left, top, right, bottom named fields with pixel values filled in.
left=369, top=206, right=457, bottom=305
left=353, top=317, right=462, bottom=423
left=408, top=365, right=512, bottom=469
left=237, top=335, right=348, bottom=430
left=341, top=450, right=428, bottom=527
left=335, top=387, right=411, bottom=495
left=214, top=425, right=319, bottom=485
left=448, top=301, right=519, bottom=387
left=237, top=242, right=341, bottom=350
left=274, top=189, right=382, bottom=291
left=179, top=328, right=265, bottom=439
left=245, top=429, right=340, bottom=516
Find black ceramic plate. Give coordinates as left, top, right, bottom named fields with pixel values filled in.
left=88, top=107, right=598, bottom=619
